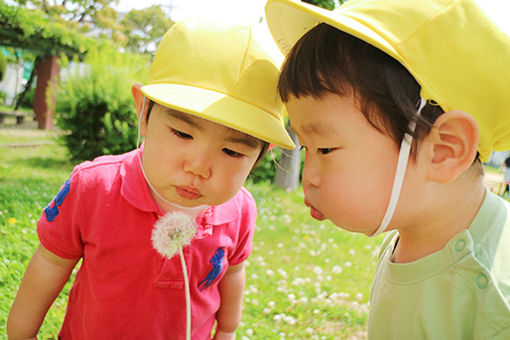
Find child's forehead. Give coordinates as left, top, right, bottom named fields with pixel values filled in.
left=294, top=120, right=337, bottom=135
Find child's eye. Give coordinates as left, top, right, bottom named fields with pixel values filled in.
left=171, top=129, right=192, bottom=139
left=223, top=148, right=244, bottom=158
left=318, top=148, right=335, bottom=155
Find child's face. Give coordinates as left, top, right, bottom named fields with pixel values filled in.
left=287, top=92, right=416, bottom=235
left=140, top=103, right=263, bottom=209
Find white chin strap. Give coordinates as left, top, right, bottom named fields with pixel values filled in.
left=136, top=95, right=208, bottom=218
left=371, top=98, right=427, bottom=237
left=138, top=96, right=203, bottom=340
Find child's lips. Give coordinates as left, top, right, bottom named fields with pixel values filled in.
left=175, top=186, right=201, bottom=200
left=305, top=200, right=326, bottom=221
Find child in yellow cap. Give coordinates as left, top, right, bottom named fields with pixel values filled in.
left=265, top=0, right=510, bottom=338
left=7, top=17, right=294, bottom=339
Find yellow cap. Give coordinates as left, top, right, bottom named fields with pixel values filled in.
left=141, top=16, right=295, bottom=150
left=265, top=0, right=510, bottom=160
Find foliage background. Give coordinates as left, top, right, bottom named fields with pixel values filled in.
left=54, top=48, right=149, bottom=161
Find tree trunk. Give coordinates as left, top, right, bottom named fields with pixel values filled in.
left=274, top=123, right=301, bottom=191
left=14, top=55, right=42, bottom=111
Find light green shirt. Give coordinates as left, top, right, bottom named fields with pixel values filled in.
left=368, top=190, right=510, bottom=339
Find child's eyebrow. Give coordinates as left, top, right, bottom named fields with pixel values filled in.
left=291, top=121, right=331, bottom=135
left=165, top=109, right=200, bottom=129
left=224, top=133, right=260, bottom=149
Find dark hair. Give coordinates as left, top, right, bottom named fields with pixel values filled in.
left=279, top=23, right=443, bottom=155
left=279, top=23, right=482, bottom=173
left=145, top=100, right=269, bottom=167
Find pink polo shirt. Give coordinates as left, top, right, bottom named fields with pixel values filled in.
left=37, top=148, right=256, bottom=339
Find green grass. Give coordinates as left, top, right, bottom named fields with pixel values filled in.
left=0, top=127, right=381, bottom=339
left=0, top=128, right=75, bottom=339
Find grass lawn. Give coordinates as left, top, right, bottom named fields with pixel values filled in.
left=0, top=127, right=381, bottom=339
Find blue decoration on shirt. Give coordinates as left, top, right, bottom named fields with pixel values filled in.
left=198, top=247, right=225, bottom=291
left=44, top=177, right=71, bottom=222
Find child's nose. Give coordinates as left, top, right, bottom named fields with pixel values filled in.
left=302, top=160, right=320, bottom=188
left=183, top=151, right=212, bottom=179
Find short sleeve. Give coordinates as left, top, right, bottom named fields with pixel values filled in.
left=37, top=167, right=84, bottom=259
left=226, top=188, right=257, bottom=266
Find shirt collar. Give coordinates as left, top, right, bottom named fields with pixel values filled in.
left=120, top=147, right=162, bottom=214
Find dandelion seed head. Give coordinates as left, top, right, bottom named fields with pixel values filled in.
left=151, top=212, right=196, bottom=259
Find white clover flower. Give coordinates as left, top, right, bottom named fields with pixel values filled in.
left=313, top=266, right=323, bottom=275
left=345, top=261, right=352, bottom=267
left=151, top=212, right=196, bottom=259
left=332, top=265, right=342, bottom=274
left=246, top=329, right=254, bottom=336
left=268, top=301, right=275, bottom=308
left=277, top=268, right=288, bottom=278
left=263, top=308, right=271, bottom=314
left=292, top=278, right=305, bottom=286
left=284, top=316, right=296, bottom=325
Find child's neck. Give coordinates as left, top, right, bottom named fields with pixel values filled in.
left=392, top=177, right=485, bottom=264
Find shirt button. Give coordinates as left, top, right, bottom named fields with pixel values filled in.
left=476, top=273, right=489, bottom=289
left=454, top=239, right=466, bottom=252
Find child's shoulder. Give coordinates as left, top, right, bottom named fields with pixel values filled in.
left=76, top=153, right=125, bottom=172
left=70, top=150, right=137, bottom=187
left=223, top=186, right=256, bottom=211
left=214, top=186, right=257, bottom=222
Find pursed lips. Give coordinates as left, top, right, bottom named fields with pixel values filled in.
left=175, top=186, right=202, bottom=200
left=304, top=199, right=326, bottom=221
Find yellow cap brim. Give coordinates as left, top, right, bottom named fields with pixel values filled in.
left=266, top=1, right=400, bottom=65
left=141, top=83, right=296, bottom=150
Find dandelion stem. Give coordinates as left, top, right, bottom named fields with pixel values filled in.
left=179, top=248, right=191, bottom=340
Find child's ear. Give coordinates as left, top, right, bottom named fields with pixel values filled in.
left=132, top=83, right=149, bottom=135
left=424, top=110, right=480, bottom=183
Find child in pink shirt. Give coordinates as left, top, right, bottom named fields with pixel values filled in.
left=7, top=16, right=295, bottom=339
